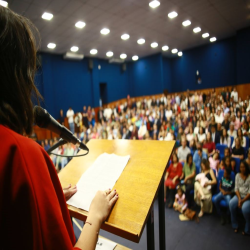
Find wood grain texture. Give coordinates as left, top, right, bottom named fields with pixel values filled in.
left=58, top=139, right=175, bottom=242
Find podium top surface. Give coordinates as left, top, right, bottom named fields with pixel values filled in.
left=58, top=139, right=175, bottom=242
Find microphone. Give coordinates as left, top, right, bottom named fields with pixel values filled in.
left=33, top=106, right=89, bottom=152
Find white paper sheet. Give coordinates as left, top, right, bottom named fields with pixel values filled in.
left=67, top=153, right=130, bottom=211
left=96, top=237, right=117, bottom=250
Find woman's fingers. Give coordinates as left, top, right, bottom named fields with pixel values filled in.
left=107, top=190, right=117, bottom=201
left=109, top=192, right=119, bottom=206
left=63, top=184, right=71, bottom=190
left=105, top=188, right=111, bottom=196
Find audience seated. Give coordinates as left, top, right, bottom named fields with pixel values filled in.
left=232, top=138, right=245, bottom=160
left=203, top=132, right=216, bottom=157
left=229, top=161, right=250, bottom=235
left=177, top=137, right=191, bottom=163
left=194, top=159, right=217, bottom=217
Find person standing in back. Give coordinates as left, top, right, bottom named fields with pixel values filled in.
left=67, top=107, right=75, bottom=133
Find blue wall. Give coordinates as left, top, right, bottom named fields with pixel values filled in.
left=236, top=27, right=250, bottom=84
left=36, top=27, right=250, bottom=116
left=168, top=37, right=237, bottom=92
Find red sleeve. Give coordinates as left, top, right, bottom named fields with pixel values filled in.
left=0, top=126, right=78, bottom=250
left=212, top=142, right=216, bottom=150
left=167, top=164, right=172, bottom=173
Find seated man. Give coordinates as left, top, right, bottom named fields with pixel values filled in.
left=177, top=137, right=191, bottom=163
left=193, top=143, right=208, bottom=172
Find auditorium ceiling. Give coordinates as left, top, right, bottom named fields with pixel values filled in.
left=7, top=0, right=250, bottom=60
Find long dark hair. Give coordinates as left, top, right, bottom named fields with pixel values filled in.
left=0, top=6, right=41, bottom=135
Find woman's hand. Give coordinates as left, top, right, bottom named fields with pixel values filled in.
left=63, top=184, right=77, bottom=201
left=88, top=189, right=119, bottom=224
left=238, top=198, right=242, bottom=208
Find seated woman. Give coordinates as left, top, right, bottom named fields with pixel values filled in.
left=194, top=159, right=217, bottom=217
left=181, top=154, right=196, bottom=208
left=220, top=128, right=231, bottom=148
left=203, top=132, right=216, bottom=157
left=186, top=126, right=195, bottom=143
left=232, top=137, right=245, bottom=160
left=164, top=153, right=183, bottom=207
left=232, top=129, right=246, bottom=148
left=229, top=161, right=250, bottom=235
left=197, top=127, right=206, bottom=143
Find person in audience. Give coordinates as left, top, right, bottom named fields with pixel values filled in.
left=43, top=139, right=50, bottom=152
left=242, top=121, right=250, bottom=136
left=58, top=109, right=64, bottom=125
left=228, top=122, right=237, bottom=138
left=186, top=126, right=195, bottom=143
left=214, top=168, right=234, bottom=225
left=232, top=138, right=245, bottom=160
left=222, top=113, right=230, bottom=131
left=209, top=116, right=217, bottom=131
left=173, top=186, right=188, bottom=213
left=176, top=126, right=184, bottom=141
left=209, top=152, right=220, bottom=176
left=194, top=159, right=217, bottom=217
left=66, top=107, right=75, bottom=134
left=82, top=105, right=88, bottom=128
left=232, top=129, right=246, bottom=148
left=203, top=132, right=216, bottom=157
left=164, top=153, right=182, bottom=208
left=229, top=161, right=250, bottom=235
left=231, top=87, right=239, bottom=103
left=211, top=125, right=221, bottom=144
left=193, top=143, right=208, bottom=172
left=177, top=137, right=191, bottom=163
left=198, top=126, right=206, bottom=143
left=232, top=114, right=241, bottom=130
left=220, top=128, right=231, bottom=148
left=181, top=154, right=196, bottom=208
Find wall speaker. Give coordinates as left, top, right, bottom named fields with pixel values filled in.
left=88, top=59, right=93, bottom=70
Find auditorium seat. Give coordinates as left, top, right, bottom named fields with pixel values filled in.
left=216, top=144, right=227, bottom=159
left=232, top=157, right=241, bottom=173
left=230, top=136, right=234, bottom=148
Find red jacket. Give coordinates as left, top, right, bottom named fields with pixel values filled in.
left=0, top=125, right=80, bottom=250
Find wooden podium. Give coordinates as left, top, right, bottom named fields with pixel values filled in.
left=58, top=139, right=175, bottom=250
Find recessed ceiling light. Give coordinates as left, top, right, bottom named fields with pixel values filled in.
left=70, top=46, right=79, bottom=52
left=47, top=43, right=56, bottom=49
left=42, top=12, right=53, bottom=20
left=121, top=34, right=130, bottom=40
left=137, top=38, right=145, bottom=44
left=151, top=42, right=158, bottom=48
left=210, top=37, right=216, bottom=42
left=100, top=28, right=110, bottom=35
left=193, top=27, right=201, bottom=33
left=90, top=49, right=98, bottom=55
left=171, top=48, right=178, bottom=54
left=178, top=51, right=183, bottom=56
left=168, top=11, right=178, bottom=19
left=182, top=20, right=191, bottom=27
left=162, top=45, right=169, bottom=51
left=106, top=51, right=113, bottom=57
left=0, top=1, right=8, bottom=7
left=132, top=55, right=139, bottom=61
left=120, top=53, right=127, bottom=59
left=202, top=33, right=209, bottom=38
left=75, top=21, right=86, bottom=29
left=149, top=0, right=160, bottom=9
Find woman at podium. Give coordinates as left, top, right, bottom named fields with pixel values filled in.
left=0, top=6, right=118, bottom=250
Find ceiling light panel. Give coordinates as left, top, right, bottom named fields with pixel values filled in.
left=137, top=38, right=145, bottom=44
left=171, top=48, right=178, bottom=54
left=106, top=51, right=113, bottom=57
left=0, top=1, right=8, bottom=7
left=168, top=11, right=178, bottom=19
left=162, top=45, right=169, bottom=51
left=100, top=28, right=110, bottom=35
left=47, top=43, right=56, bottom=49
left=151, top=42, right=158, bottom=48
left=178, top=51, right=183, bottom=56
left=70, top=46, right=79, bottom=52
left=132, top=55, right=139, bottom=61
left=75, top=21, right=86, bottom=29
left=42, top=12, right=53, bottom=20
left=121, top=34, right=130, bottom=40
left=193, top=27, right=201, bottom=33
left=90, top=49, right=98, bottom=55
left=120, top=53, right=127, bottom=59
left=202, top=33, right=209, bottom=38
left=149, top=0, right=160, bottom=9
left=210, top=37, right=216, bottom=42
left=182, top=20, right=191, bottom=27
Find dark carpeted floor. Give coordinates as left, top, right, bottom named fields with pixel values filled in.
left=73, top=199, right=250, bottom=250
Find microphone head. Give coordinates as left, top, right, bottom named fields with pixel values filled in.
left=33, top=106, right=51, bottom=128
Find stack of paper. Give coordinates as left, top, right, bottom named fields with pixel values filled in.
left=96, top=237, right=117, bottom=250
left=67, top=153, right=130, bottom=211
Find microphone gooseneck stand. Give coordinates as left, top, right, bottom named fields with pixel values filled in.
left=46, top=138, right=89, bottom=157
